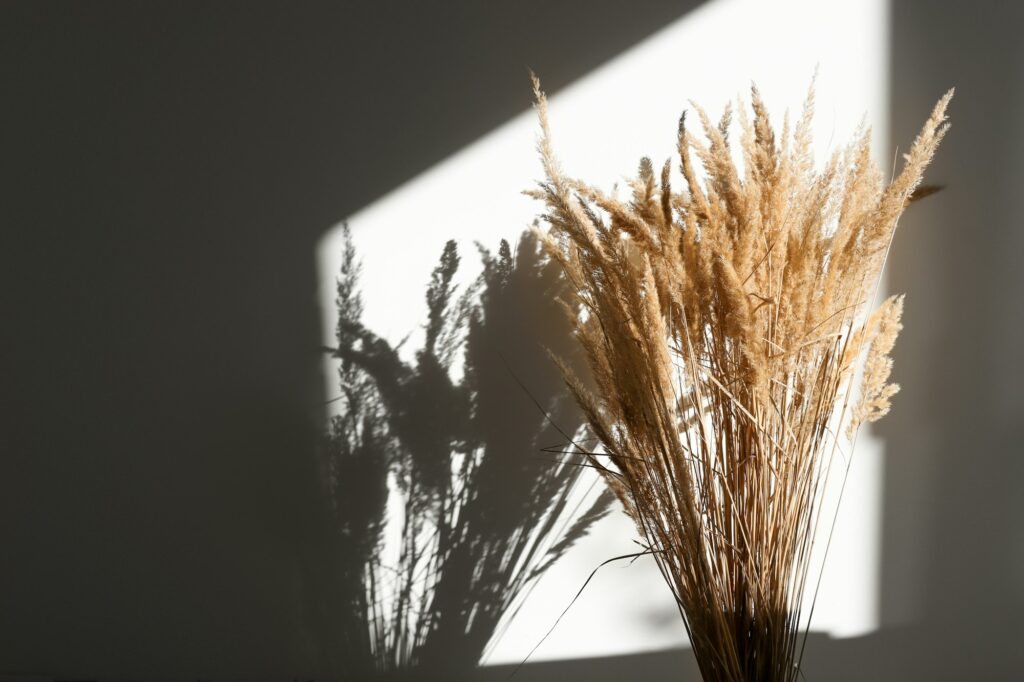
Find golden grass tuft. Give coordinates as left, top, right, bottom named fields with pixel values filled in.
left=528, top=73, right=950, bottom=681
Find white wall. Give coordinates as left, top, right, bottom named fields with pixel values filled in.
left=318, top=0, right=890, bottom=664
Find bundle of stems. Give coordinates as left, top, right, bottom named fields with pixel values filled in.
left=529, top=75, right=950, bottom=681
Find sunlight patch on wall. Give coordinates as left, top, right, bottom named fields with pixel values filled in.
left=318, top=0, right=889, bottom=663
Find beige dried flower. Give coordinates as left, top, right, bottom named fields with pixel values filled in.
left=529, top=72, right=950, bottom=681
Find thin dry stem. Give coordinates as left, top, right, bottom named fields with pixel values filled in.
left=530, top=77, right=951, bottom=681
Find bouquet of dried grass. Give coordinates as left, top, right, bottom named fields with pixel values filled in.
left=529, top=75, right=950, bottom=681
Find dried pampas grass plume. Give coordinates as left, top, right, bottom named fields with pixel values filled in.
left=528, top=71, right=950, bottom=681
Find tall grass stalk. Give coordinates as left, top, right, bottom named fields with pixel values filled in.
left=528, top=74, right=950, bottom=681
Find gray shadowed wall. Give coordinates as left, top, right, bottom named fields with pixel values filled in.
left=0, top=1, right=700, bottom=679
left=3, top=1, right=1022, bottom=680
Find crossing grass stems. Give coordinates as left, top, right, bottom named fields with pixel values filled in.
left=528, top=73, right=951, bottom=681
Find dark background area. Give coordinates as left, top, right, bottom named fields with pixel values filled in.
left=0, top=1, right=698, bottom=678
left=2, top=1, right=1023, bottom=680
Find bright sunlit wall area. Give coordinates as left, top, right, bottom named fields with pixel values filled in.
left=318, top=0, right=889, bottom=665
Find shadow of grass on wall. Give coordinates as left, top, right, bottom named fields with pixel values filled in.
left=324, top=228, right=614, bottom=679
